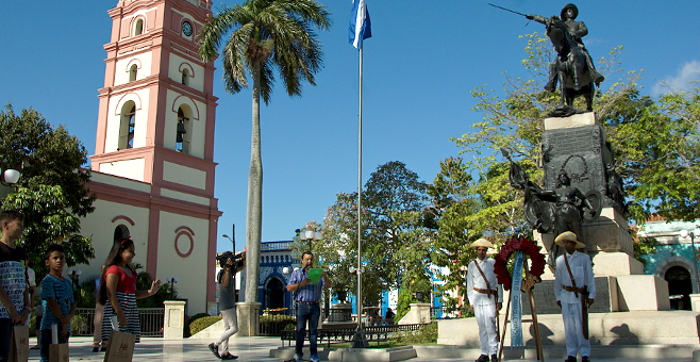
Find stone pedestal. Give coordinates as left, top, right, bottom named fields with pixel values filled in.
left=398, top=303, right=431, bottom=325
left=163, top=300, right=186, bottom=339
left=593, top=252, right=644, bottom=276
left=690, top=294, right=700, bottom=312
left=236, top=302, right=261, bottom=336
left=522, top=276, right=618, bottom=315
left=616, top=275, right=670, bottom=311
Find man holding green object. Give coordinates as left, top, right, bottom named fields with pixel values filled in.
left=287, top=251, right=331, bottom=362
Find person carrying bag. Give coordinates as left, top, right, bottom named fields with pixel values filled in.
left=8, top=324, right=28, bottom=362
left=48, top=324, right=68, bottom=362
left=103, top=316, right=135, bottom=362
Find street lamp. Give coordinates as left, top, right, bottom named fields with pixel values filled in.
left=0, top=168, right=20, bottom=186
left=166, top=277, right=179, bottom=299
left=68, top=269, right=81, bottom=292
left=679, top=229, right=700, bottom=292
left=299, top=230, right=322, bottom=248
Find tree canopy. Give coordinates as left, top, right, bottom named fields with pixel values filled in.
left=0, top=104, right=95, bottom=276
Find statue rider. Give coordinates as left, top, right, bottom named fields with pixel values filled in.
left=526, top=4, right=605, bottom=92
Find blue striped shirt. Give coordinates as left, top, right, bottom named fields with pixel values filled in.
left=288, top=268, right=324, bottom=303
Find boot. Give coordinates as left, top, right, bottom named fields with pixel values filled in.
left=476, top=355, right=489, bottom=362
left=491, top=354, right=498, bottom=362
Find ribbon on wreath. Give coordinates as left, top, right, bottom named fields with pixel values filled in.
left=510, top=251, right=524, bottom=347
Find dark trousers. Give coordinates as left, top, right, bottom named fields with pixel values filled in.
left=0, top=319, right=10, bottom=362
left=295, top=303, right=320, bottom=357
left=40, top=328, right=70, bottom=362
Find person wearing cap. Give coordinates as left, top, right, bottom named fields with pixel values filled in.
left=554, top=231, right=595, bottom=362
left=467, top=238, right=502, bottom=362
left=526, top=3, right=605, bottom=92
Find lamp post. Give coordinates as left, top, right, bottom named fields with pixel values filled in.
left=166, top=277, right=179, bottom=300
left=0, top=168, right=20, bottom=186
left=299, top=230, right=322, bottom=248
left=68, top=269, right=81, bottom=293
left=680, top=229, right=700, bottom=293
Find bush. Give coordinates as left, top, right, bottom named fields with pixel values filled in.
left=259, top=314, right=296, bottom=335
left=189, top=316, right=222, bottom=336
left=185, top=312, right=211, bottom=337
left=395, top=322, right=437, bottom=345
left=70, top=314, right=89, bottom=335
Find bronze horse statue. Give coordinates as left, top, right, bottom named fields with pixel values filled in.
left=545, top=16, right=595, bottom=116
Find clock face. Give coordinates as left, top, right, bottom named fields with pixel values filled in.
left=182, top=21, right=193, bottom=36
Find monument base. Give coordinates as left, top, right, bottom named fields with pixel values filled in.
left=438, top=310, right=700, bottom=346
left=592, top=251, right=644, bottom=276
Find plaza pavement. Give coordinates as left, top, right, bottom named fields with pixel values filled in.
left=23, top=336, right=695, bottom=362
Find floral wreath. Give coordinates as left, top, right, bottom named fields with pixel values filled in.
left=494, top=236, right=546, bottom=291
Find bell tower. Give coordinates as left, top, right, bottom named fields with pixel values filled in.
left=88, top=0, right=220, bottom=314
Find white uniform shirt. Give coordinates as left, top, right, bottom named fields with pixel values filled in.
left=554, top=251, right=596, bottom=304
left=467, top=257, right=503, bottom=305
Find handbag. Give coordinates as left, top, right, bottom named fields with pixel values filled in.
left=103, top=317, right=135, bottom=362
left=49, top=324, right=70, bottom=362
left=8, top=325, right=29, bottom=362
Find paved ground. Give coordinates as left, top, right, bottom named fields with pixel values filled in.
left=24, top=336, right=695, bottom=362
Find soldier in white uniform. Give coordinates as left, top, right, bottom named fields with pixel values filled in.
left=554, top=231, right=595, bottom=362
left=467, top=238, right=502, bottom=362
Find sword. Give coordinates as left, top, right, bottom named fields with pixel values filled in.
left=581, top=285, right=589, bottom=340
left=488, top=3, right=528, bottom=18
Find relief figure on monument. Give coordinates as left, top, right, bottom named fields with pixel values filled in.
left=504, top=149, right=601, bottom=268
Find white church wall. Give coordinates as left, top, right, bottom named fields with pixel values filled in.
left=104, top=89, right=150, bottom=152
left=162, top=161, right=207, bottom=190
left=161, top=188, right=209, bottom=205
left=75, top=198, right=151, bottom=284
left=99, top=158, right=146, bottom=182
left=168, top=53, right=205, bottom=92
left=157, top=211, right=211, bottom=313
left=114, top=52, right=153, bottom=86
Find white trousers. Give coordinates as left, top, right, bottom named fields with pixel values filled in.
left=215, top=308, right=239, bottom=355
left=474, top=299, right=498, bottom=356
left=561, top=302, right=589, bottom=358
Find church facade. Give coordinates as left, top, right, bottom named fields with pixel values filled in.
left=76, top=0, right=221, bottom=315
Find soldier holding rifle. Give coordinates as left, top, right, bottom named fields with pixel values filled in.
left=554, top=232, right=595, bottom=362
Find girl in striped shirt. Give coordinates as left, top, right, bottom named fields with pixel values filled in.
left=98, top=226, right=161, bottom=345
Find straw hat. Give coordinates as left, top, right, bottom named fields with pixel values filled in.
left=554, top=231, right=585, bottom=249
left=469, top=238, right=494, bottom=249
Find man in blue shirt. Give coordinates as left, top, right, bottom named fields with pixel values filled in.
left=286, top=251, right=331, bottom=362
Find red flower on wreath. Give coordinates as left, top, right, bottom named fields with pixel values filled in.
left=494, top=236, right=546, bottom=291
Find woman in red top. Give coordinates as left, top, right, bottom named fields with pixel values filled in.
left=98, top=225, right=161, bottom=344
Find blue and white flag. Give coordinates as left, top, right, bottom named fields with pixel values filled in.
left=349, top=0, right=371, bottom=49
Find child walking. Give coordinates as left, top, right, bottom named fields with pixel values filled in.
left=40, top=244, right=75, bottom=362
left=98, top=226, right=161, bottom=345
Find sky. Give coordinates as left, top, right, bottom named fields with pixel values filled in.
left=1, top=1, right=698, bottom=254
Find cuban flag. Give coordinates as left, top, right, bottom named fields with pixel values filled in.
left=349, top=0, right=371, bottom=49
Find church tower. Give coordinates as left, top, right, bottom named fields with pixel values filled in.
left=86, top=0, right=221, bottom=314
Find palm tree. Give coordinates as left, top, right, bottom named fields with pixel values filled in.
left=198, top=0, right=332, bottom=305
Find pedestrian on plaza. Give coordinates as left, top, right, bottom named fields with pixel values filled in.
left=286, top=251, right=331, bottom=362
left=40, top=244, right=75, bottom=362
left=385, top=308, right=395, bottom=325
left=98, top=225, right=161, bottom=347
left=554, top=231, right=595, bottom=362
left=0, top=210, right=30, bottom=362
left=467, top=238, right=502, bottom=362
left=92, top=265, right=106, bottom=352
left=208, top=251, right=246, bottom=360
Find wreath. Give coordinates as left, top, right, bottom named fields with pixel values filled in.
left=494, top=236, right=546, bottom=291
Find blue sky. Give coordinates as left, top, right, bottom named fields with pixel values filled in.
left=1, top=1, right=698, bottom=254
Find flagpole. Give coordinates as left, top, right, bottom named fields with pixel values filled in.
left=352, top=45, right=369, bottom=349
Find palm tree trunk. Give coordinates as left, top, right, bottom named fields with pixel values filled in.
left=245, top=60, right=263, bottom=305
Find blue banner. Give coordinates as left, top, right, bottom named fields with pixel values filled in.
left=510, top=251, right=524, bottom=347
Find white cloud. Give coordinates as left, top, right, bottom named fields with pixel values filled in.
left=653, top=60, right=700, bottom=96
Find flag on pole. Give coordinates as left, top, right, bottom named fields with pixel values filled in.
left=349, top=0, right=371, bottom=49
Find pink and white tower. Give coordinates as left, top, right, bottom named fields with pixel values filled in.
left=87, top=0, right=220, bottom=314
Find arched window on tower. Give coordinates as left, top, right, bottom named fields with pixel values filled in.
left=129, top=64, right=138, bottom=82
left=135, top=18, right=144, bottom=36
left=118, top=102, right=136, bottom=150
left=176, top=107, right=190, bottom=153
left=182, top=68, right=190, bottom=86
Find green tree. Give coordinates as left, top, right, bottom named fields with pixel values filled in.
left=314, top=161, right=433, bottom=309
left=0, top=105, right=95, bottom=276
left=197, top=0, right=332, bottom=304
